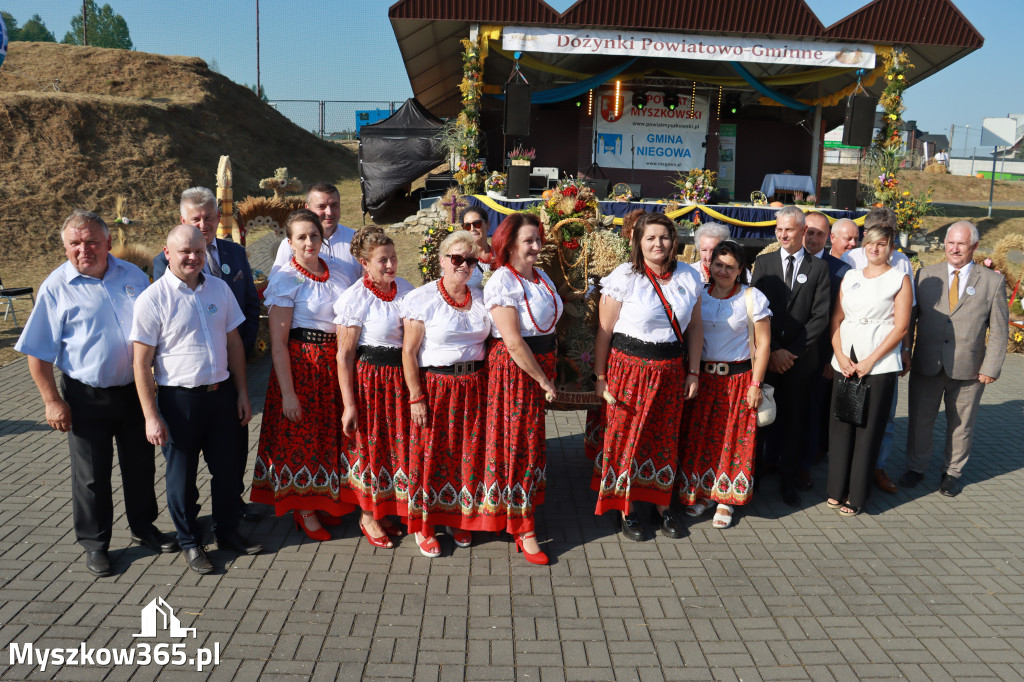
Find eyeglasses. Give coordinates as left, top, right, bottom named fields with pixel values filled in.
left=445, top=253, right=479, bottom=268
left=463, top=220, right=485, bottom=229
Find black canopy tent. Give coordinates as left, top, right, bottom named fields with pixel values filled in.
left=359, top=98, right=445, bottom=218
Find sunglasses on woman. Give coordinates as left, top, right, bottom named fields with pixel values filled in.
left=463, top=219, right=485, bottom=229
left=446, top=253, right=479, bottom=268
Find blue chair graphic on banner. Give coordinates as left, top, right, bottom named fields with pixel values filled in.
left=598, top=133, right=622, bottom=155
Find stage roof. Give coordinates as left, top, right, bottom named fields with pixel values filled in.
left=388, top=0, right=983, bottom=119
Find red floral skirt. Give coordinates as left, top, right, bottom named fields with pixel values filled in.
left=339, top=358, right=411, bottom=518
left=677, top=370, right=758, bottom=506
left=591, top=348, right=685, bottom=514
left=404, top=367, right=488, bottom=534
left=250, top=338, right=355, bottom=516
left=481, top=339, right=556, bottom=534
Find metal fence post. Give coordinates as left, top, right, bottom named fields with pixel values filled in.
left=319, top=101, right=325, bottom=139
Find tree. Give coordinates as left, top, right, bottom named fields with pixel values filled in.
left=246, top=83, right=269, bottom=102
left=62, top=1, right=133, bottom=50
left=2, top=11, right=19, bottom=41
left=18, top=15, right=56, bottom=43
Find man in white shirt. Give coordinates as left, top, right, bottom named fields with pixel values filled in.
left=840, top=207, right=915, bottom=494
left=154, top=187, right=261, bottom=523
left=829, top=219, right=859, bottom=260
left=16, top=210, right=177, bottom=577
left=270, top=182, right=361, bottom=280
left=132, top=225, right=262, bottom=575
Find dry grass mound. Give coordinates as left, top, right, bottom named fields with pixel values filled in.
left=0, top=42, right=357, bottom=261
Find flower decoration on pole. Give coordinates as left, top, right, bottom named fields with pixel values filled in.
left=419, top=189, right=465, bottom=284
left=892, top=188, right=935, bottom=240
left=441, top=36, right=487, bottom=195
left=875, top=49, right=914, bottom=152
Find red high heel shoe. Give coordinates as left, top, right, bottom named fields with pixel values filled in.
left=379, top=518, right=405, bottom=537
left=514, top=532, right=548, bottom=565
left=447, top=526, right=472, bottom=548
left=294, top=511, right=331, bottom=542
left=359, top=520, right=393, bottom=549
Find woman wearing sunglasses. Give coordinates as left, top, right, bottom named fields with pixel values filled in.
left=334, top=226, right=415, bottom=549
left=400, top=231, right=492, bottom=557
left=460, top=208, right=494, bottom=289
left=483, top=212, right=562, bottom=565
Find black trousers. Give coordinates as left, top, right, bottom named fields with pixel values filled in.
left=827, top=372, right=898, bottom=509
left=61, top=376, right=158, bottom=551
left=157, top=384, right=240, bottom=549
left=762, top=364, right=816, bottom=485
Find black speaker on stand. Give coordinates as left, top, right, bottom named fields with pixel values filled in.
left=842, top=95, right=878, bottom=147
left=504, top=81, right=531, bottom=137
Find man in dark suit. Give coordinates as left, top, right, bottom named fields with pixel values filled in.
left=154, top=187, right=261, bottom=522
left=751, top=206, right=832, bottom=507
left=901, top=221, right=1008, bottom=497
left=799, top=211, right=851, bottom=487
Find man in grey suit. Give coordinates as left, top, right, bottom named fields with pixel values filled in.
left=900, top=221, right=1008, bottom=497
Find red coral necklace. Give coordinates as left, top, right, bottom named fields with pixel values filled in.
left=507, top=264, right=558, bottom=334
left=437, top=278, right=471, bottom=308
left=291, top=257, right=329, bottom=283
left=364, top=275, right=397, bottom=302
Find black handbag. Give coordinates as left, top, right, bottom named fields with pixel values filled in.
left=833, top=375, right=870, bottom=427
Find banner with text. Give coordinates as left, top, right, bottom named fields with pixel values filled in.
left=593, top=91, right=709, bottom=171
left=503, top=27, right=875, bottom=69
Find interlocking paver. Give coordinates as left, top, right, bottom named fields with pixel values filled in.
left=2, top=234, right=1024, bottom=678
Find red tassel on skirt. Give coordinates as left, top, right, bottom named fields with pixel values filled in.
left=251, top=338, right=355, bottom=516
left=404, top=367, right=488, bottom=534
left=591, top=348, right=685, bottom=514
left=677, top=370, right=757, bottom=506
left=340, top=358, right=411, bottom=518
left=481, top=339, right=556, bottom=534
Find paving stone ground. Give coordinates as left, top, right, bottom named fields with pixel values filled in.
left=1, top=236, right=1023, bottom=680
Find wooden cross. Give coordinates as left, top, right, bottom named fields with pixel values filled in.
left=440, top=189, right=468, bottom=225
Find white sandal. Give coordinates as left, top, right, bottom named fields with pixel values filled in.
left=686, top=498, right=713, bottom=518
left=712, top=504, right=734, bottom=529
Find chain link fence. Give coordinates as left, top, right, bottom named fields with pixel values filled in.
left=267, top=100, right=400, bottom=140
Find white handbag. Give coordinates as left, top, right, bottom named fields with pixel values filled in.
left=745, top=288, right=776, bottom=427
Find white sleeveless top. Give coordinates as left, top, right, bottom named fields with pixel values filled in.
left=832, top=268, right=907, bottom=375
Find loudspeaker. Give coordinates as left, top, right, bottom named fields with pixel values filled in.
left=830, top=179, right=857, bottom=211
left=842, top=95, right=877, bottom=147
left=583, top=178, right=609, bottom=198
left=626, top=183, right=642, bottom=200
left=504, top=82, right=532, bottom=136
left=507, top=165, right=531, bottom=198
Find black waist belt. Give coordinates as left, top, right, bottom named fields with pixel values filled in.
left=357, top=345, right=403, bottom=367
left=611, top=333, right=684, bottom=360
left=162, top=382, right=222, bottom=393
left=701, top=359, right=752, bottom=376
left=63, top=375, right=134, bottom=392
left=290, top=327, right=336, bottom=344
left=424, top=360, right=485, bottom=376
left=519, top=334, right=557, bottom=355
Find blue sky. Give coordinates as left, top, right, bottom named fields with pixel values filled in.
left=2, top=0, right=1019, bottom=151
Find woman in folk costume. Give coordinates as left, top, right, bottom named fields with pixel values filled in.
left=483, top=212, right=561, bottom=565
left=401, top=230, right=492, bottom=557
left=591, top=212, right=703, bottom=541
left=678, top=240, right=770, bottom=529
left=250, top=210, right=356, bottom=540
left=334, top=226, right=414, bottom=548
